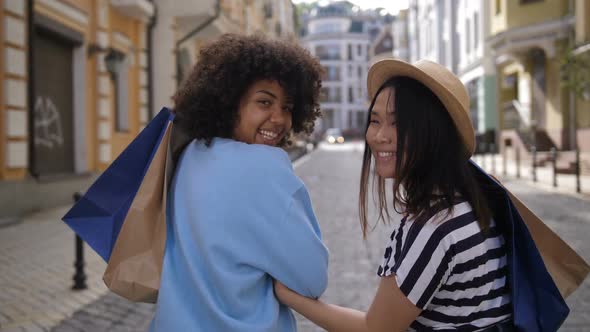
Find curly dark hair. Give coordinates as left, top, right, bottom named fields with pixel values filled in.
left=173, top=33, right=323, bottom=147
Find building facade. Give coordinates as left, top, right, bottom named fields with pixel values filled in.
left=456, top=0, right=497, bottom=152
left=300, top=1, right=388, bottom=134
left=572, top=0, right=590, bottom=156
left=487, top=0, right=574, bottom=157
left=407, top=0, right=458, bottom=73
left=0, top=0, right=154, bottom=221
left=392, top=9, right=409, bottom=61
left=0, top=0, right=295, bottom=222
left=155, top=0, right=296, bottom=116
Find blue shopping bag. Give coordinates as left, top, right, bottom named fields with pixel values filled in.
left=62, top=108, right=175, bottom=262
left=470, top=161, right=580, bottom=331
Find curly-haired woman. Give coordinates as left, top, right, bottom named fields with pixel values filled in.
left=149, top=34, right=328, bottom=331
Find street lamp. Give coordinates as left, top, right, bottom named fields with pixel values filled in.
left=87, top=44, right=126, bottom=77
left=104, top=49, right=126, bottom=78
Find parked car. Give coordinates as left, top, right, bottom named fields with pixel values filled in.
left=324, top=128, right=344, bottom=144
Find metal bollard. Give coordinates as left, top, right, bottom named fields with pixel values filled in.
left=551, top=147, right=557, bottom=188
left=481, top=142, right=488, bottom=170
left=531, top=145, right=537, bottom=182
left=491, top=143, right=496, bottom=174
left=516, top=147, right=521, bottom=179
left=576, top=148, right=581, bottom=193
left=72, top=192, right=87, bottom=290
left=503, top=145, right=507, bottom=176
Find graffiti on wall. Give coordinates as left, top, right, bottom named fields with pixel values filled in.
left=34, top=96, right=64, bottom=148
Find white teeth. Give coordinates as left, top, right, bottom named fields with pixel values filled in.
left=259, top=130, right=278, bottom=139
left=378, top=152, right=394, bottom=157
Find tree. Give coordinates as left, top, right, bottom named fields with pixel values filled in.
left=560, top=47, right=590, bottom=101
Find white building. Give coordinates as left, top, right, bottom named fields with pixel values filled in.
left=392, top=9, right=410, bottom=61
left=456, top=0, right=497, bottom=150
left=300, top=1, right=387, bottom=134
left=407, top=0, right=458, bottom=72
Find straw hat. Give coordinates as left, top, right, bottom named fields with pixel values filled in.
left=367, top=58, right=475, bottom=157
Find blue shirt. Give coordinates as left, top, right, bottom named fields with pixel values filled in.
left=150, top=138, right=329, bottom=331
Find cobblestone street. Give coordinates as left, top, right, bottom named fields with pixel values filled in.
left=2, top=143, right=590, bottom=331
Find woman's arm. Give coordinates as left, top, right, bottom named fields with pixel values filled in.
left=275, top=276, right=421, bottom=332
left=274, top=280, right=367, bottom=332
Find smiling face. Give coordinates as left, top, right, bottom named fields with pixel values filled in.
left=233, top=80, right=293, bottom=147
left=366, top=86, right=398, bottom=179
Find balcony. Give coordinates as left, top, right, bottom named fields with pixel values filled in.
left=110, top=0, right=154, bottom=22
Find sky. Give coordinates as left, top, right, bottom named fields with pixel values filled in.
left=291, top=0, right=410, bottom=15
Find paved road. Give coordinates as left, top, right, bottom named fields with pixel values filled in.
left=4, top=142, right=590, bottom=331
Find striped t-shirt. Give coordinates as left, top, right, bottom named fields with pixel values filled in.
left=377, top=200, right=512, bottom=331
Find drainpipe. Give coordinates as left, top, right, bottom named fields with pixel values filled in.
left=27, top=0, right=37, bottom=178
left=175, top=0, right=220, bottom=86
left=147, top=5, right=157, bottom=119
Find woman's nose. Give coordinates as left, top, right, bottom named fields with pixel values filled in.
left=271, top=107, right=289, bottom=124
left=376, top=127, right=393, bottom=144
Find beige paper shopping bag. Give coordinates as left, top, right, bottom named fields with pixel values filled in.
left=488, top=174, right=590, bottom=298
left=103, top=120, right=178, bottom=303
left=506, top=190, right=590, bottom=298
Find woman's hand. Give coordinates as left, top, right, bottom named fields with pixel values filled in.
left=274, top=279, right=369, bottom=332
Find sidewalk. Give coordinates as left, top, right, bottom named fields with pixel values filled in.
left=0, top=206, right=109, bottom=331
left=472, top=154, right=590, bottom=200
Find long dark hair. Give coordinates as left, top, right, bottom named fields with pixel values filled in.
left=359, top=76, right=490, bottom=237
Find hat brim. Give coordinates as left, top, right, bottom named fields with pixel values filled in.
left=367, top=59, right=475, bottom=157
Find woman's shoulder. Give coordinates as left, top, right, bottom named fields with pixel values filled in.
left=404, top=200, right=481, bottom=246
left=215, top=138, right=291, bottom=167
left=183, top=138, right=290, bottom=167
left=182, top=138, right=302, bottom=192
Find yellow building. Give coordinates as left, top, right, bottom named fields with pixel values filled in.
left=0, top=0, right=296, bottom=222
left=173, top=0, right=296, bottom=84
left=0, top=0, right=153, bottom=221
left=572, top=0, right=590, bottom=158
left=488, top=0, right=575, bottom=159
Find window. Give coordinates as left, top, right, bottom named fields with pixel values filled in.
left=319, top=87, right=341, bottom=103
left=331, top=87, right=342, bottom=102
left=314, top=22, right=342, bottom=34
left=320, top=87, right=329, bottom=102
left=356, top=111, right=366, bottom=129
left=323, top=66, right=341, bottom=81
left=106, top=50, right=129, bottom=132
left=348, top=44, right=353, bottom=60
left=316, top=45, right=341, bottom=60
left=348, top=111, right=355, bottom=128
left=474, top=13, right=479, bottom=49
left=323, top=109, right=335, bottom=129
left=465, top=19, right=471, bottom=53
left=495, top=0, right=501, bottom=14
left=357, top=44, right=362, bottom=56
left=348, top=86, right=354, bottom=103
left=357, top=66, right=362, bottom=80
